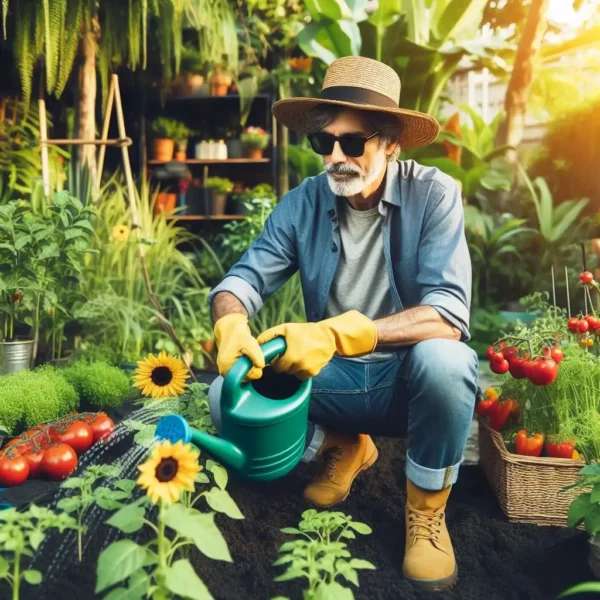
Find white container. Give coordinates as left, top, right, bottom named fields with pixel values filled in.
left=195, top=140, right=209, bottom=159
left=217, top=139, right=228, bottom=160
left=208, top=140, right=217, bottom=159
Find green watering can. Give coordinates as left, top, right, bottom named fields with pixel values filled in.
left=155, top=336, right=312, bottom=481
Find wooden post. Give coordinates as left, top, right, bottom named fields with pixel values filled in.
left=38, top=100, right=51, bottom=197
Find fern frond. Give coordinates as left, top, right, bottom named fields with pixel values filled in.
left=42, top=0, right=53, bottom=94
left=2, top=0, right=9, bottom=40
left=14, top=1, right=34, bottom=107
left=47, top=0, right=65, bottom=94
left=55, top=0, right=80, bottom=97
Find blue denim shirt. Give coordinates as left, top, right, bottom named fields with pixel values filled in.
left=208, top=159, right=472, bottom=349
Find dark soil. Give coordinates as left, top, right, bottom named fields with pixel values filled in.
left=0, top=383, right=596, bottom=600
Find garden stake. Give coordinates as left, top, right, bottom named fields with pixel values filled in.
left=551, top=265, right=557, bottom=309
left=38, top=75, right=197, bottom=382
left=565, top=266, right=571, bottom=318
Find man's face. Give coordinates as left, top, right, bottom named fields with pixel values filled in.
left=320, top=109, right=387, bottom=197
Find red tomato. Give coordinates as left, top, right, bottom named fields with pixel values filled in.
left=578, top=320, right=589, bottom=333
left=580, top=271, right=594, bottom=284
left=586, top=315, right=600, bottom=331
left=567, top=317, right=579, bottom=332
left=486, top=346, right=496, bottom=360
left=0, top=453, right=30, bottom=486
left=491, top=352, right=505, bottom=365
left=490, top=358, right=510, bottom=374
left=89, top=414, right=115, bottom=443
left=41, top=444, right=78, bottom=480
left=23, top=449, right=44, bottom=478
left=508, top=356, right=527, bottom=379
left=550, top=346, right=564, bottom=364
left=501, top=346, right=519, bottom=361
left=59, top=421, right=94, bottom=455
left=529, top=358, right=558, bottom=386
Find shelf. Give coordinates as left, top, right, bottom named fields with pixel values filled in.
left=167, top=94, right=271, bottom=103
left=167, top=214, right=246, bottom=221
left=149, top=158, right=270, bottom=165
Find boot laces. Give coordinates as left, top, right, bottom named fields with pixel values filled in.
left=407, top=505, right=444, bottom=543
left=323, top=447, right=344, bottom=481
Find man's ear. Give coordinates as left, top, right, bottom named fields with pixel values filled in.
left=386, top=140, right=400, bottom=159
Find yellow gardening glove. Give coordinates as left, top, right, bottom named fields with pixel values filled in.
left=213, top=313, right=265, bottom=379
left=256, top=310, right=378, bottom=380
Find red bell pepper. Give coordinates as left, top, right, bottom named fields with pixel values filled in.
left=475, top=396, right=498, bottom=418
left=488, top=399, right=514, bottom=431
left=546, top=437, right=575, bottom=459
left=515, top=429, right=544, bottom=457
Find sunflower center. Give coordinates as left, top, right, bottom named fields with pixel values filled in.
left=151, top=366, right=173, bottom=386
left=155, top=457, right=179, bottom=482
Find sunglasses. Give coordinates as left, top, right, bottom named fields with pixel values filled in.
left=307, top=130, right=379, bottom=157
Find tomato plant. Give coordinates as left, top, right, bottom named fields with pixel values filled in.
left=59, top=421, right=94, bottom=455
left=0, top=453, right=30, bottom=486
left=579, top=271, right=594, bottom=284
left=41, top=444, right=78, bottom=480
left=89, top=414, right=115, bottom=442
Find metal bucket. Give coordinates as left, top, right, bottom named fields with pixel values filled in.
left=0, top=339, right=34, bottom=374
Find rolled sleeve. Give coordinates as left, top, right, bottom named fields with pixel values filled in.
left=208, top=190, right=298, bottom=320
left=417, top=180, right=472, bottom=342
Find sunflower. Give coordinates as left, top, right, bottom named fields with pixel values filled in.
left=137, top=440, right=201, bottom=504
left=132, top=351, right=188, bottom=399
left=111, top=225, right=130, bottom=242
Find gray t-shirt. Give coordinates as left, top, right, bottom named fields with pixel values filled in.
left=324, top=196, right=396, bottom=362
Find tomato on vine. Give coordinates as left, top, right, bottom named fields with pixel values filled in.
left=568, top=317, right=579, bottom=332
left=579, top=271, right=594, bottom=284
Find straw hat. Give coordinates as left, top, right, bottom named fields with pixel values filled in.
left=272, top=56, right=440, bottom=150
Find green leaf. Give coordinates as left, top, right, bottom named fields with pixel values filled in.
left=23, top=569, right=42, bottom=585
left=591, top=483, right=600, bottom=505
left=38, top=244, right=60, bottom=260
left=102, top=570, right=150, bottom=600
left=560, top=582, right=600, bottom=598
left=95, top=540, right=148, bottom=593
left=585, top=503, right=600, bottom=535
left=204, top=488, right=244, bottom=520
left=348, top=558, right=376, bottom=570
left=61, top=477, right=84, bottom=489
left=195, top=472, right=210, bottom=484
left=164, top=559, right=214, bottom=600
left=163, top=504, right=232, bottom=562
left=0, top=555, right=9, bottom=578
left=313, top=581, right=355, bottom=599
left=74, top=219, right=94, bottom=232
left=347, top=521, right=372, bottom=535
left=114, top=479, right=136, bottom=494
left=106, top=503, right=146, bottom=534
left=210, top=464, right=228, bottom=490
left=568, top=493, right=591, bottom=528
left=56, top=497, right=82, bottom=513
left=579, top=464, right=600, bottom=476
left=28, top=529, right=45, bottom=551
left=281, top=527, right=302, bottom=535
left=273, top=567, right=306, bottom=582
left=14, top=234, right=32, bottom=250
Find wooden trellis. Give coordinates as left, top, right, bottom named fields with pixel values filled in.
left=38, top=74, right=196, bottom=379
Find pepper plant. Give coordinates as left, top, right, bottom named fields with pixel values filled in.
left=57, top=463, right=133, bottom=562
left=272, top=509, right=376, bottom=600
left=565, top=463, right=600, bottom=534
left=0, top=505, right=80, bottom=600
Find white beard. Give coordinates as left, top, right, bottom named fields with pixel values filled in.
left=325, top=150, right=386, bottom=197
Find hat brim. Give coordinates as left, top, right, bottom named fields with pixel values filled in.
left=272, top=97, right=440, bottom=150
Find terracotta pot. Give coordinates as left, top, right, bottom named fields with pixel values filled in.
left=153, top=138, right=175, bottom=162
left=245, top=147, right=264, bottom=160
left=200, top=339, right=214, bottom=353
left=210, top=73, right=232, bottom=97
left=184, top=73, right=205, bottom=95
left=210, top=193, right=228, bottom=216
left=154, top=192, right=177, bottom=215
left=175, top=150, right=186, bottom=161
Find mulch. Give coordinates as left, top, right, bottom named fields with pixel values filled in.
left=0, top=379, right=597, bottom=600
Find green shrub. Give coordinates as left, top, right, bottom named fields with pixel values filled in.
left=63, top=361, right=131, bottom=410
left=0, top=366, right=79, bottom=433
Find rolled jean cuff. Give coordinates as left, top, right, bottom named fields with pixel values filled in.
left=301, top=425, right=325, bottom=463
left=405, top=451, right=463, bottom=490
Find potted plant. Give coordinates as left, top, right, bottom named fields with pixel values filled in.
left=204, top=177, right=234, bottom=216
left=209, top=65, right=233, bottom=96
left=0, top=193, right=96, bottom=374
left=172, top=46, right=206, bottom=97
left=241, top=126, right=270, bottom=159
left=149, top=118, right=189, bottom=162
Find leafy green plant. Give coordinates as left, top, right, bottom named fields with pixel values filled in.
left=240, top=126, right=270, bottom=149
left=0, top=505, right=81, bottom=600
left=204, top=177, right=234, bottom=194
left=150, top=118, right=191, bottom=142
left=272, top=509, right=376, bottom=600
left=62, top=361, right=131, bottom=410
left=0, top=366, right=78, bottom=434
left=565, top=463, right=600, bottom=534
left=96, top=450, right=243, bottom=599
left=57, top=464, right=132, bottom=562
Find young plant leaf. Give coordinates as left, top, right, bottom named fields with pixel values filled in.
left=204, top=488, right=244, bottom=520
left=210, top=464, right=228, bottom=490
left=165, top=559, right=214, bottom=600
left=22, top=569, right=42, bottom=585
left=106, top=503, right=146, bottom=534
left=347, top=521, right=372, bottom=535
left=114, top=479, right=136, bottom=494
left=348, top=559, right=376, bottom=570
left=56, top=497, right=82, bottom=514
left=0, top=555, right=9, bottom=578
left=61, top=477, right=84, bottom=489
left=28, top=529, right=45, bottom=551
left=568, top=493, right=591, bottom=528
left=95, top=540, right=148, bottom=593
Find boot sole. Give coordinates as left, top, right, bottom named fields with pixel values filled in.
left=404, top=566, right=458, bottom=592
left=305, top=444, right=379, bottom=508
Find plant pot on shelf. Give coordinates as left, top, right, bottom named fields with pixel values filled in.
left=210, top=193, right=228, bottom=216
left=209, top=72, right=232, bottom=97
left=153, top=138, right=175, bottom=162
left=244, top=146, right=264, bottom=160
left=0, top=338, right=34, bottom=374
left=226, top=139, right=243, bottom=159
left=183, top=73, right=205, bottom=96
left=154, top=192, right=177, bottom=215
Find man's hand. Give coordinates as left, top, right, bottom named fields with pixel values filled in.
left=256, top=310, right=377, bottom=380
left=213, top=313, right=265, bottom=379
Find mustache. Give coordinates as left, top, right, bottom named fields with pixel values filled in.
left=325, top=163, right=361, bottom=176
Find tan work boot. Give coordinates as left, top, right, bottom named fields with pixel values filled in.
left=403, top=479, right=457, bottom=591
left=303, top=431, right=378, bottom=507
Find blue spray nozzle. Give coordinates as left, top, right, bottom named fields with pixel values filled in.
left=155, top=415, right=191, bottom=444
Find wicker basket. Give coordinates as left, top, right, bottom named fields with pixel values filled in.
left=478, top=418, right=585, bottom=526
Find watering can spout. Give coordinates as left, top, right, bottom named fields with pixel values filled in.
left=155, top=415, right=247, bottom=472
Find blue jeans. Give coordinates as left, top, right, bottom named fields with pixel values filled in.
left=208, top=338, right=479, bottom=491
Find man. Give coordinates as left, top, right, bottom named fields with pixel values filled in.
left=207, top=56, right=478, bottom=592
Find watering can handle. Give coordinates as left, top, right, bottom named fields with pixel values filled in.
left=221, top=336, right=287, bottom=410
